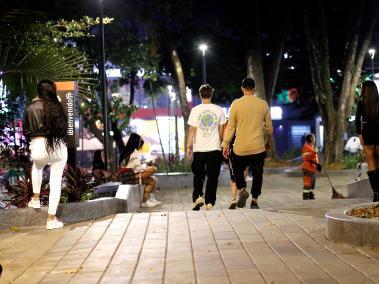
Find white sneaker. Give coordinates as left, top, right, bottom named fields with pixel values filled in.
left=192, top=196, right=204, bottom=211
left=205, top=203, right=213, bottom=210
left=150, top=198, right=162, bottom=205
left=150, top=194, right=162, bottom=205
left=28, top=198, right=41, bottom=209
left=246, top=176, right=253, bottom=182
left=141, top=200, right=157, bottom=208
left=46, top=219, right=64, bottom=230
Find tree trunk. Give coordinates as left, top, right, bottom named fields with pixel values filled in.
left=246, top=50, right=266, bottom=100
left=323, top=119, right=336, bottom=163
left=175, top=113, right=179, bottom=159
left=170, top=48, right=190, bottom=144
left=111, top=121, right=125, bottom=153
left=129, top=70, right=136, bottom=105
left=149, top=80, right=169, bottom=173
left=304, top=0, right=378, bottom=164
left=107, top=136, right=116, bottom=172
left=265, top=38, right=284, bottom=104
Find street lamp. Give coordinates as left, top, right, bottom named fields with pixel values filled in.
left=199, top=43, right=208, bottom=84
left=368, top=48, right=376, bottom=79
left=99, top=0, right=109, bottom=170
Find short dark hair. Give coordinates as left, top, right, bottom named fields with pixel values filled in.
left=305, top=133, right=315, bottom=143
left=199, top=84, right=214, bottom=99
left=242, top=78, right=255, bottom=90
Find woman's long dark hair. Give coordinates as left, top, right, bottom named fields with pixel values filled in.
left=361, top=80, right=379, bottom=121
left=38, top=80, right=67, bottom=154
left=119, top=133, right=144, bottom=166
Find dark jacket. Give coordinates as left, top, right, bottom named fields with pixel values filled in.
left=23, top=98, right=46, bottom=139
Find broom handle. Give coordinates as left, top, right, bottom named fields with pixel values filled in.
left=318, top=152, right=334, bottom=187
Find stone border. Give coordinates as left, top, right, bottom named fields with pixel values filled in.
left=0, top=197, right=128, bottom=230
left=325, top=202, right=379, bottom=248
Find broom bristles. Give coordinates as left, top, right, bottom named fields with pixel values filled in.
left=332, top=187, right=346, bottom=199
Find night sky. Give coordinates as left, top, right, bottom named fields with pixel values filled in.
left=3, top=0, right=379, bottom=103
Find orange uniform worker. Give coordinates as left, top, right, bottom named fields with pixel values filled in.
left=301, top=133, right=321, bottom=200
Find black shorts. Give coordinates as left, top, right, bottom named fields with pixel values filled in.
left=362, top=122, right=379, bottom=145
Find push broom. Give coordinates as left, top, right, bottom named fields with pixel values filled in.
left=318, top=154, right=345, bottom=199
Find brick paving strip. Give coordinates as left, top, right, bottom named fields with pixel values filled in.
left=1, top=209, right=379, bottom=284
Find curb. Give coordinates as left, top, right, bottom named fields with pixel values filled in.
left=0, top=197, right=128, bottom=230
left=325, top=202, right=379, bottom=248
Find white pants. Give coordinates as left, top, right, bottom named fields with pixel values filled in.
left=30, top=137, right=67, bottom=215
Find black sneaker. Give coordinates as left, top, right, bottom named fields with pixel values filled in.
left=309, top=191, right=315, bottom=200
left=250, top=200, right=259, bottom=209
left=237, top=189, right=249, bottom=208
left=229, top=200, right=237, bottom=209
left=303, top=192, right=309, bottom=200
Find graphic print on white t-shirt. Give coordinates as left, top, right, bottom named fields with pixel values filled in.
left=198, top=109, right=218, bottom=137
left=188, top=104, right=226, bottom=152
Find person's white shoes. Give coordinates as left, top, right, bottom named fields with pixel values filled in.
left=46, top=219, right=64, bottom=230
left=205, top=203, right=213, bottom=210
left=192, top=196, right=204, bottom=211
left=245, top=176, right=253, bottom=182
left=141, top=200, right=157, bottom=208
left=28, top=198, right=41, bottom=209
left=150, top=194, right=162, bottom=205
left=150, top=198, right=162, bottom=205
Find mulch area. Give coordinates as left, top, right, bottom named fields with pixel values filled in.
left=346, top=203, right=379, bottom=219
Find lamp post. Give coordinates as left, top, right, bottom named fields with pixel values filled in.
left=199, top=43, right=208, bottom=84
left=99, top=0, right=109, bottom=170
left=368, top=48, right=376, bottom=79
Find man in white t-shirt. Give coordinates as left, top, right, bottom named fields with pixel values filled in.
left=186, top=84, right=226, bottom=211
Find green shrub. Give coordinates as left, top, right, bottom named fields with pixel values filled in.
left=342, top=153, right=363, bottom=169
left=157, top=159, right=191, bottom=173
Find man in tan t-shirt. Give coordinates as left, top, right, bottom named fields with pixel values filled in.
left=221, top=78, right=273, bottom=209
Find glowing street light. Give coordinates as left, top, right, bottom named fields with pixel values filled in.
left=199, top=43, right=208, bottom=84
left=368, top=48, right=376, bottom=78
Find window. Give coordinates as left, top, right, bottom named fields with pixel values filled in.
left=291, top=125, right=310, bottom=147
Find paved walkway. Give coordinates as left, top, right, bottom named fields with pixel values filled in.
left=1, top=173, right=379, bottom=284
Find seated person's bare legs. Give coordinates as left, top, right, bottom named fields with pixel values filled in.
left=142, top=176, right=156, bottom=202
left=139, top=166, right=161, bottom=206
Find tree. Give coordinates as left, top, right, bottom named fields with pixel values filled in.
left=304, top=0, right=378, bottom=163
left=245, top=1, right=289, bottom=160
left=0, top=11, right=139, bottom=171
left=137, top=0, right=192, bottom=145
left=0, top=12, right=97, bottom=101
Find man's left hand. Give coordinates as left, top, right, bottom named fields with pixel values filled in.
left=265, top=141, right=271, bottom=151
left=186, top=147, right=193, bottom=160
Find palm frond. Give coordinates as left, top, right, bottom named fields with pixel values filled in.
left=1, top=43, right=96, bottom=98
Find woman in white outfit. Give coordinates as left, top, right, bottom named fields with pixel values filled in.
left=23, top=80, right=68, bottom=230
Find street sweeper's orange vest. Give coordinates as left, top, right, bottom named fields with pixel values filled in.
left=302, top=143, right=318, bottom=173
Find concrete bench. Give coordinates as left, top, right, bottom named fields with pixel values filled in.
left=94, top=182, right=143, bottom=212
left=115, top=184, right=143, bottom=213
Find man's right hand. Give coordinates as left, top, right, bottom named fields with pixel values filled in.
left=223, top=147, right=230, bottom=159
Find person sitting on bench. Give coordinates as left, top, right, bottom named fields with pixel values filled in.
left=119, top=133, right=161, bottom=208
